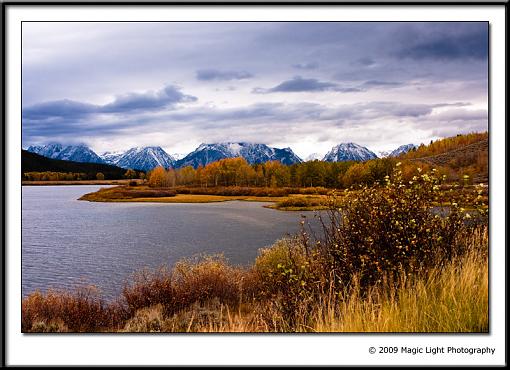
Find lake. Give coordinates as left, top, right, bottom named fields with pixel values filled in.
left=22, top=185, right=321, bottom=300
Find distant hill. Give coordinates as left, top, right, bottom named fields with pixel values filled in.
left=409, top=137, right=488, bottom=184
left=22, top=150, right=128, bottom=179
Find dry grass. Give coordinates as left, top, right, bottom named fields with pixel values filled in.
left=79, top=185, right=330, bottom=210
left=314, top=229, right=488, bottom=332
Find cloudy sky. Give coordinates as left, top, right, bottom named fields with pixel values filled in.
left=22, top=22, right=488, bottom=159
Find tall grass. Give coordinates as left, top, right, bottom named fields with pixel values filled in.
left=314, top=228, right=488, bottom=332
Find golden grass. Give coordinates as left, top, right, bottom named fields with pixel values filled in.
left=313, top=248, right=488, bottom=332
left=78, top=185, right=330, bottom=209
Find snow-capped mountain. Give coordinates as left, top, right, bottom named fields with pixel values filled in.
left=175, top=142, right=302, bottom=169
left=375, top=150, right=391, bottom=158
left=100, top=150, right=124, bottom=164
left=389, top=144, right=418, bottom=157
left=101, top=146, right=176, bottom=171
left=170, top=153, right=186, bottom=161
left=305, top=153, right=323, bottom=161
left=323, top=143, right=378, bottom=162
left=27, top=143, right=105, bottom=164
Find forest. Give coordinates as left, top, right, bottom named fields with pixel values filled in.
left=146, top=132, right=488, bottom=189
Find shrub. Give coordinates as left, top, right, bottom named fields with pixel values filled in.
left=314, top=166, right=487, bottom=291
left=171, top=255, right=244, bottom=313
left=22, top=286, right=128, bottom=332
left=122, top=267, right=175, bottom=315
left=176, top=186, right=292, bottom=197
left=122, top=256, right=247, bottom=317
left=253, top=166, right=487, bottom=327
left=253, top=238, right=325, bottom=327
left=275, top=196, right=324, bottom=208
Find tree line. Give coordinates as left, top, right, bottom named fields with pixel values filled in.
left=147, top=131, right=488, bottom=189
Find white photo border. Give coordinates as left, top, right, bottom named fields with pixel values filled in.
left=5, top=4, right=506, bottom=366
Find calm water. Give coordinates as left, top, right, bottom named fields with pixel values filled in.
left=22, top=185, right=320, bottom=300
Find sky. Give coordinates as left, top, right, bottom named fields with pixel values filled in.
left=22, top=22, right=488, bottom=159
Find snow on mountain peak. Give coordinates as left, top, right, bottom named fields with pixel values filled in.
left=175, top=142, right=302, bottom=168
left=323, top=142, right=378, bottom=162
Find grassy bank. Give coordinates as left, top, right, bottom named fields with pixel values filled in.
left=21, top=227, right=488, bottom=333
left=78, top=185, right=330, bottom=210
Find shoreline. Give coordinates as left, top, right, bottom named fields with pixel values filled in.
left=77, top=185, right=331, bottom=211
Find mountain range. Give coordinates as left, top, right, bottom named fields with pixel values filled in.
left=25, top=141, right=418, bottom=171
left=175, top=142, right=302, bottom=169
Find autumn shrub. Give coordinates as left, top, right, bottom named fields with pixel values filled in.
left=175, top=186, right=291, bottom=197
left=298, top=187, right=330, bottom=195
left=127, top=189, right=177, bottom=198
left=314, top=165, right=487, bottom=292
left=275, top=196, right=324, bottom=208
left=253, top=166, right=487, bottom=328
left=253, top=238, right=326, bottom=328
left=171, top=255, right=245, bottom=314
left=122, top=256, right=247, bottom=317
left=122, top=267, right=175, bottom=315
left=22, top=286, right=128, bottom=332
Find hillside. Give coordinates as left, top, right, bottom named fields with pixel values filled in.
left=22, top=150, right=127, bottom=179
left=408, top=137, right=488, bottom=184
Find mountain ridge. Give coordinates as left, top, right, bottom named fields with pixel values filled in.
left=175, top=142, right=303, bottom=169
left=323, top=142, right=378, bottom=162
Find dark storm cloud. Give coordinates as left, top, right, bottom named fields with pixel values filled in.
left=196, top=69, right=254, bottom=81
left=101, top=85, right=196, bottom=113
left=395, top=23, right=488, bottom=60
left=22, top=99, right=99, bottom=120
left=23, top=85, right=196, bottom=122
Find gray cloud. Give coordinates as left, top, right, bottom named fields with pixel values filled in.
left=292, top=62, right=319, bottom=70
left=101, top=85, right=196, bottom=113
left=395, top=23, right=488, bottom=61
left=362, top=80, right=402, bottom=88
left=254, top=76, right=361, bottom=94
left=22, top=99, right=99, bottom=121
left=196, top=69, right=253, bottom=81
left=23, top=85, right=196, bottom=122
left=353, top=57, right=376, bottom=67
